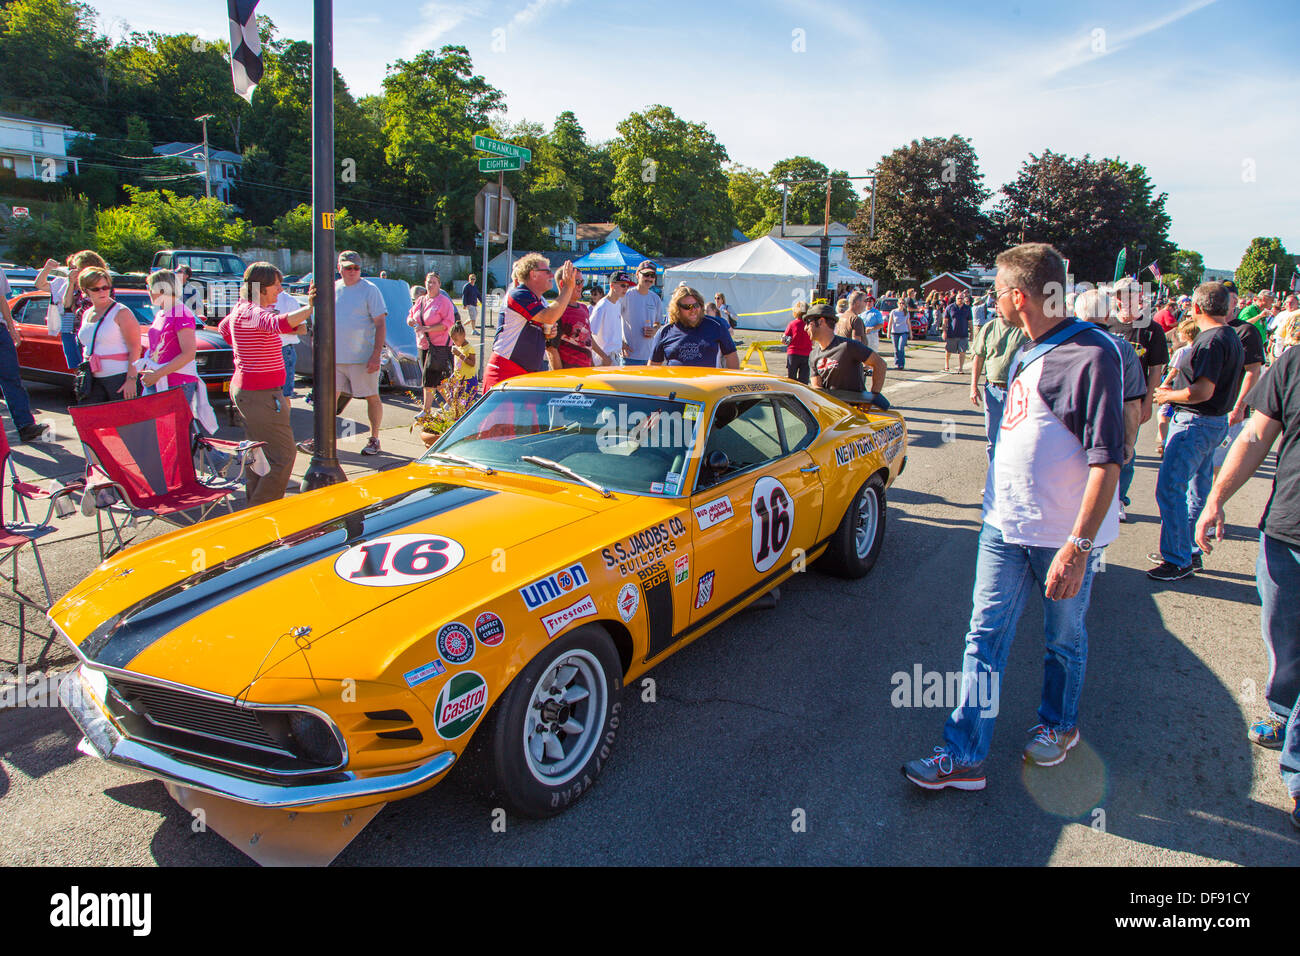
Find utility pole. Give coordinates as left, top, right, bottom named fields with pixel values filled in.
left=779, top=172, right=877, bottom=303
left=195, top=113, right=214, bottom=199
left=302, top=0, right=346, bottom=490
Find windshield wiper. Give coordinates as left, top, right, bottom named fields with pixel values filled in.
left=521, top=455, right=612, bottom=498
left=427, top=452, right=495, bottom=474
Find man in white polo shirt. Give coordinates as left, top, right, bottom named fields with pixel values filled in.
left=333, top=250, right=387, bottom=455
left=903, top=243, right=1124, bottom=791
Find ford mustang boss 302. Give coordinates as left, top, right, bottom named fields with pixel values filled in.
left=52, top=366, right=907, bottom=863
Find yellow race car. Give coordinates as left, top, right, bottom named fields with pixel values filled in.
left=52, top=366, right=906, bottom=863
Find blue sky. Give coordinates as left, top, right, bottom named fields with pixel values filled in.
left=91, top=0, right=1299, bottom=269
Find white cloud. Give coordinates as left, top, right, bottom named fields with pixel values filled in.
left=1043, top=0, right=1218, bottom=78
left=509, top=0, right=573, bottom=32
left=403, top=0, right=479, bottom=57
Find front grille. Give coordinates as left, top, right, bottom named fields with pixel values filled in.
left=196, top=350, right=235, bottom=375
left=109, top=677, right=281, bottom=752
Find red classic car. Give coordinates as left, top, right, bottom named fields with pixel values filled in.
left=6, top=289, right=235, bottom=398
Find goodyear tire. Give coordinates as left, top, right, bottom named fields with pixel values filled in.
left=818, top=474, right=886, bottom=578
left=461, top=625, right=623, bottom=818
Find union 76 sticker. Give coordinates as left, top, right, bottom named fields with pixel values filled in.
left=335, top=534, right=465, bottom=587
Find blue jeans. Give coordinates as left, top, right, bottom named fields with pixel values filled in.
left=0, top=324, right=35, bottom=431
left=983, top=383, right=1006, bottom=461
left=1257, top=533, right=1300, bottom=798
left=61, top=331, right=83, bottom=371
left=943, top=522, right=1099, bottom=766
left=1118, top=450, right=1136, bottom=507
left=891, top=332, right=909, bottom=369
left=623, top=358, right=647, bottom=366
left=1155, top=410, right=1228, bottom=567
left=282, top=343, right=297, bottom=397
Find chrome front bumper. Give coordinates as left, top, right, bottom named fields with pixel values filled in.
left=59, top=665, right=456, bottom=810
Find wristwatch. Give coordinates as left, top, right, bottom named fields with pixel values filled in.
left=1067, top=535, right=1094, bottom=553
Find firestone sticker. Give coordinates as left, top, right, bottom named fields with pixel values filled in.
left=335, top=534, right=465, bottom=587
left=617, top=582, right=640, bottom=622
left=540, top=594, right=598, bottom=638
left=434, top=671, right=488, bottom=739
left=474, top=611, right=505, bottom=647
left=436, top=622, right=475, bottom=665
left=695, top=570, right=715, bottom=609
left=694, top=496, right=734, bottom=530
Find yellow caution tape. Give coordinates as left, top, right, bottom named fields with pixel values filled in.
left=737, top=307, right=800, bottom=317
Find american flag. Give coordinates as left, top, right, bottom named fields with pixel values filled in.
left=228, top=0, right=263, bottom=102
left=1146, top=261, right=1162, bottom=280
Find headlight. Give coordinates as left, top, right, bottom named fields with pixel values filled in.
left=286, top=711, right=343, bottom=765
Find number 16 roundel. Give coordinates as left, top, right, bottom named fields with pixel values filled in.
left=750, top=476, right=793, bottom=573
left=335, top=533, right=466, bottom=587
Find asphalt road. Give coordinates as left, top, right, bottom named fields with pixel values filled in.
left=1, top=336, right=1294, bottom=866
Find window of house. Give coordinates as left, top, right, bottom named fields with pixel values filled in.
left=32, top=128, right=44, bottom=148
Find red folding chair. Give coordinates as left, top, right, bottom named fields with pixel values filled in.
left=68, top=388, right=265, bottom=558
left=0, top=426, right=83, bottom=664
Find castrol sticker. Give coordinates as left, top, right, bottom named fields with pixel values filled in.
left=434, top=671, right=488, bottom=739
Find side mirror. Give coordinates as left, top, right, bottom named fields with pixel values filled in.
left=707, top=450, right=729, bottom=472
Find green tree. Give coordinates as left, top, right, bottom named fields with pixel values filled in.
left=1166, top=248, right=1204, bottom=293
left=94, top=205, right=165, bottom=270
left=989, top=150, right=1174, bottom=282
left=727, top=165, right=771, bottom=237
left=382, top=45, right=504, bottom=250
left=3, top=198, right=94, bottom=265
left=270, top=204, right=406, bottom=255
left=1235, top=237, right=1294, bottom=294
left=765, top=156, right=860, bottom=232
left=120, top=186, right=253, bottom=249
left=609, top=105, right=731, bottom=257
left=0, top=0, right=107, bottom=126
left=495, top=121, right=579, bottom=251
left=846, top=135, right=989, bottom=288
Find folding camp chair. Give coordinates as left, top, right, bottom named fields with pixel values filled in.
left=68, top=388, right=266, bottom=558
left=0, top=426, right=83, bottom=664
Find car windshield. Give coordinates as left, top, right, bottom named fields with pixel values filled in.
left=175, top=253, right=244, bottom=276
left=115, top=295, right=156, bottom=326
left=427, top=388, right=705, bottom=497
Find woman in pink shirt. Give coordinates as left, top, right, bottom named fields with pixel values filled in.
left=218, top=263, right=314, bottom=506
left=407, top=270, right=457, bottom=421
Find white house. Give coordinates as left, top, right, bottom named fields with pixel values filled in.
left=0, top=113, right=80, bottom=180
left=153, top=142, right=243, bottom=202
left=767, top=221, right=852, bottom=255
left=545, top=219, right=620, bottom=253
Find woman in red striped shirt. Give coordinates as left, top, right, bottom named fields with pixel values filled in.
left=218, top=262, right=314, bottom=506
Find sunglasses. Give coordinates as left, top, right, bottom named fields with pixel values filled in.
left=679, top=301, right=701, bottom=310
left=340, top=264, right=361, bottom=271
left=638, top=272, right=655, bottom=278
left=88, top=284, right=111, bottom=293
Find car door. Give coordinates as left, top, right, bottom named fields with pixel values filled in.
left=687, top=394, right=823, bottom=624
left=13, top=295, right=66, bottom=375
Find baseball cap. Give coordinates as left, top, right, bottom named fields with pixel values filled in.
left=805, top=304, right=837, bottom=323
left=1221, top=279, right=1238, bottom=293
left=337, top=250, right=362, bottom=268
left=636, top=260, right=658, bottom=276
left=610, top=271, right=633, bottom=284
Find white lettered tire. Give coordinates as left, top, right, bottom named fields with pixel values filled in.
left=461, top=625, right=623, bottom=817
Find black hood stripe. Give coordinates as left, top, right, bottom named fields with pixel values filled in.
left=82, top=483, right=495, bottom=669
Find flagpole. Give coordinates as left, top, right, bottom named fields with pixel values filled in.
left=302, top=0, right=346, bottom=490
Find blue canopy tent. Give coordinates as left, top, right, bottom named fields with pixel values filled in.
left=571, top=237, right=648, bottom=275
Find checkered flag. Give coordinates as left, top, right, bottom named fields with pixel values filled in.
left=227, top=0, right=263, bottom=103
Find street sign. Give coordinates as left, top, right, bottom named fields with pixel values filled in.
left=473, top=135, right=532, bottom=162
left=11, top=207, right=29, bottom=218
left=474, top=183, right=515, bottom=234
left=479, top=156, right=523, bottom=173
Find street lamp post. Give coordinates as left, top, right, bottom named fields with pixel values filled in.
left=195, top=113, right=214, bottom=200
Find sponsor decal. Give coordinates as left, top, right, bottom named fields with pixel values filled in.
left=726, top=382, right=769, bottom=393
left=335, top=533, right=465, bottom=587
left=434, top=671, right=489, bottom=739
left=833, top=421, right=907, bottom=467
left=540, top=594, right=598, bottom=638
left=650, top=481, right=664, bottom=493
left=519, top=563, right=590, bottom=610
left=664, top=472, right=682, bottom=494
left=673, top=553, right=690, bottom=586
left=437, top=622, right=475, bottom=665
left=682, top=403, right=702, bottom=421
left=403, top=658, right=447, bottom=688
left=751, top=476, right=794, bottom=572
left=617, top=582, right=640, bottom=622
left=548, top=392, right=596, bottom=408
left=601, top=517, right=688, bottom=576
left=474, top=611, right=505, bottom=647
left=639, top=560, right=675, bottom=658
left=695, top=570, right=715, bottom=609
left=694, top=496, right=734, bottom=530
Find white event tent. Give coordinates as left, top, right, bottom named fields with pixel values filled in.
left=662, top=236, right=874, bottom=331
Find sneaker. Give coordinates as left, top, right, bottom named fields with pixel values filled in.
left=1291, top=797, right=1300, bottom=831
left=901, top=747, right=986, bottom=791
left=1249, top=713, right=1286, bottom=749
left=361, top=436, right=381, bottom=456
left=1023, top=723, right=1080, bottom=767
left=1118, top=503, right=1127, bottom=523
left=17, top=423, right=46, bottom=443
left=296, top=438, right=315, bottom=454
left=1156, top=442, right=1164, bottom=458
left=1147, top=551, right=1201, bottom=571
left=1148, top=560, right=1194, bottom=581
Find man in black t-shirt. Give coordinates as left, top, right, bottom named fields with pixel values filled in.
left=1114, top=277, right=1169, bottom=512
left=1215, top=312, right=1268, bottom=469
left=1196, top=346, right=1300, bottom=829
left=1148, top=282, right=1245, bottom=580
left=805, top=304, right=890, bottom=408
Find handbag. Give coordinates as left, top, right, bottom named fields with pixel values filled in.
left=73, top=306, right=108, bottom=402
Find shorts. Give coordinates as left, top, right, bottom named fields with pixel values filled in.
left=336, top=362, right=380, bottom=398
left=945, top=338, right=968, bottom=353
left=420, top=345, right=452, bottom=388
left=1159, top=402, right=1175, bottom=420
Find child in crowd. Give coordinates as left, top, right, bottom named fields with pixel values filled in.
left=449, top=322, right=478, bottom=391
left=1155, top=316, right=1200, bottom=457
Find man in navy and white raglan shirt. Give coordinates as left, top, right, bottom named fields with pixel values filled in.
left=904, top=243, right=1124, bottom=791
